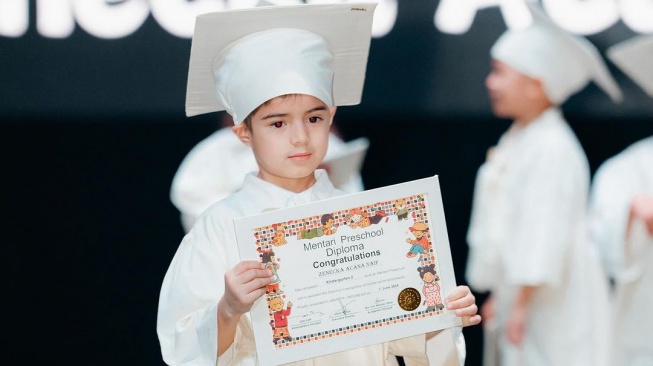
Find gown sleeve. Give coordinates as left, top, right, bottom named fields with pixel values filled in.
left=157, top=215, right=245, bottom=365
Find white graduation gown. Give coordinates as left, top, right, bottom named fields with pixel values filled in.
left=465, top=108, right=610, bottom=366
left=170, top=129, right=365, bottom=232
left=157, top=170, right=465, bottom=366
left=589, top=136, right=653, bottom=366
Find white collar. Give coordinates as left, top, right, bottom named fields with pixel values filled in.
left=238, top=169, right=340, bottom=212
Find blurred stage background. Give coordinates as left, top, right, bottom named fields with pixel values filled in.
left=2, top=1, right=652, bottom=365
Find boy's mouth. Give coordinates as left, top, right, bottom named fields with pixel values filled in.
left=288, top=152, right=312, bottom=161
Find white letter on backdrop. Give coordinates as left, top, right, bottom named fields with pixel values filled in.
left=305, top=0, right=396, bottom=37
left=619, top=0, right=653, bottom=33
left=369, top=0, right=397, bottom=38
left=0, top=0, right=29, bottom=37
left=150, top=0, right=225, bottom=39
left=435, top=0, right=530, bottom=34
left=36, top=0, right=74, bottom=38
left=74, top=0, right=149, bottom=39
left=499, top=0, right=532, bottom=30
left=542, top=0, right=619, bottom=35
left=435, top=0, right=483, bottom=34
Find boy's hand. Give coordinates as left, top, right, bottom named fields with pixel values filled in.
left=445, top=285, right=481, bottom=327
left=221, top=260, right=274, bottom=318
left=630, top=194, right=653, bottom=235
left=506, top=301, right=527, bottom=345
left=480, top=294, right=495, bottom=324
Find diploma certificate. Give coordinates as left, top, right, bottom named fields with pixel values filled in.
left=234, top=175, right=461, bottom=365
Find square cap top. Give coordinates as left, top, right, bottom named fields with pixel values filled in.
left=185, top=3, right=376, bottom=123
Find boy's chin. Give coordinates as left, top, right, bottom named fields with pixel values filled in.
left=266, top=165, right=320, bottom=181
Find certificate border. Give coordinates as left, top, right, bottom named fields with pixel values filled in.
left=253, top=193, right=444, bottom=349
left=234, top=175, right=461, bottom=365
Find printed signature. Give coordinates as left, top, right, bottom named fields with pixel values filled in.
left=331, top=299, right=357, bottom=318
left=291, top=310, right=325, bottom=319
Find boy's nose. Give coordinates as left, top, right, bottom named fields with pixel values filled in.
left=290, top=122, right=310, bottom=145
left=485, top=74, right=494, bottom=90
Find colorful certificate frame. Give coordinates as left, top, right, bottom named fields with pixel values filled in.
left=234, top=175, right=461, bottom=365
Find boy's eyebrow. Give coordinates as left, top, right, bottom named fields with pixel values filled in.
left=306, top=106, right=328, bottom=113
left=260, top=105, right=328, bottom=120
left=261, top=112, right=288, bottom=120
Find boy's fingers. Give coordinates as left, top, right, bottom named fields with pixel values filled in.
left=232, top=260, right=266, bottom=273
left=461, top=315, right=482, bottom=327
left=445, top=286, right=473, bottom=303
left=454, top=303, right=478, bottom=317
left=462, top=316, right=472, bottom=327
left=240, top=275, right=274, bottom=293
left=238, top=267, right=273, bottom=283
left=446, top=294, right=475, bottom=310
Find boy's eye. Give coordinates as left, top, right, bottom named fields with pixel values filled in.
left=271, top=121, right=284, bottom=128
left=307, top=116, right=321, bottom=123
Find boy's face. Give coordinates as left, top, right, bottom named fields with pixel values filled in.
left=235, top=94, right=335, bottom=190
left=485, top=60, right=545, bottom=120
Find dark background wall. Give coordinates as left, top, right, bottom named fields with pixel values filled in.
left=3, top=1, right=652, bottom=365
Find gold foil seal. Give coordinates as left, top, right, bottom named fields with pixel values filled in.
left=397, top=287, right=421, bottom=311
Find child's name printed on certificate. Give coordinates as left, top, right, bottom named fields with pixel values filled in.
left=234, top=175, right=461, bottom=366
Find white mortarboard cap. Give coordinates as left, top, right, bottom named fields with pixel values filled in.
left=255, top=0, right=302, bottom=6
left=185, top=3, right=376, bottom=123
left=607, top=35, right=653, bottom=98
left=490, top=4, right=622, bottom=105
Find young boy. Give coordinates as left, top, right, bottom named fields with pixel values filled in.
left=157, top=3, right=480, bottom=366
left=464, top=4, right=621, bottom=366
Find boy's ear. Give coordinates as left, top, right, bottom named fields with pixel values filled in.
left=528, top=78, right=548, bottom=101
left=329, top=106, right=337, bottom=125
left=232, top=124, right=252, bottom=146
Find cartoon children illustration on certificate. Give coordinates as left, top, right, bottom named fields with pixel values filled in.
left=345, top=208, right=387, bottom=228
left=261, top=249, right=283, bottom=295
left=406, top=222, right=431, bottom=258
left=297, top=213, right=338, bottom=239
left=272, top=222, right=287, bottom=246
left=418, top=264, right=444, bottom=311
left=269, top=297, right=293, bottom=344
left=394, top=199, right=409, bottom=221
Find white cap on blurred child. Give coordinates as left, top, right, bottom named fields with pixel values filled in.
left=490, top=4, right=622, bottom=105
left=185, top=3, right=376, bottom=123
left=607, top=35, right=653, bottom=98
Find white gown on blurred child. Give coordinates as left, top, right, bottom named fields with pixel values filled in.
left=589, top=34, right=653, bottom=366
left=466, top=108, right=610, bottom=366
left=590, top=137, right=653, bottom=366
